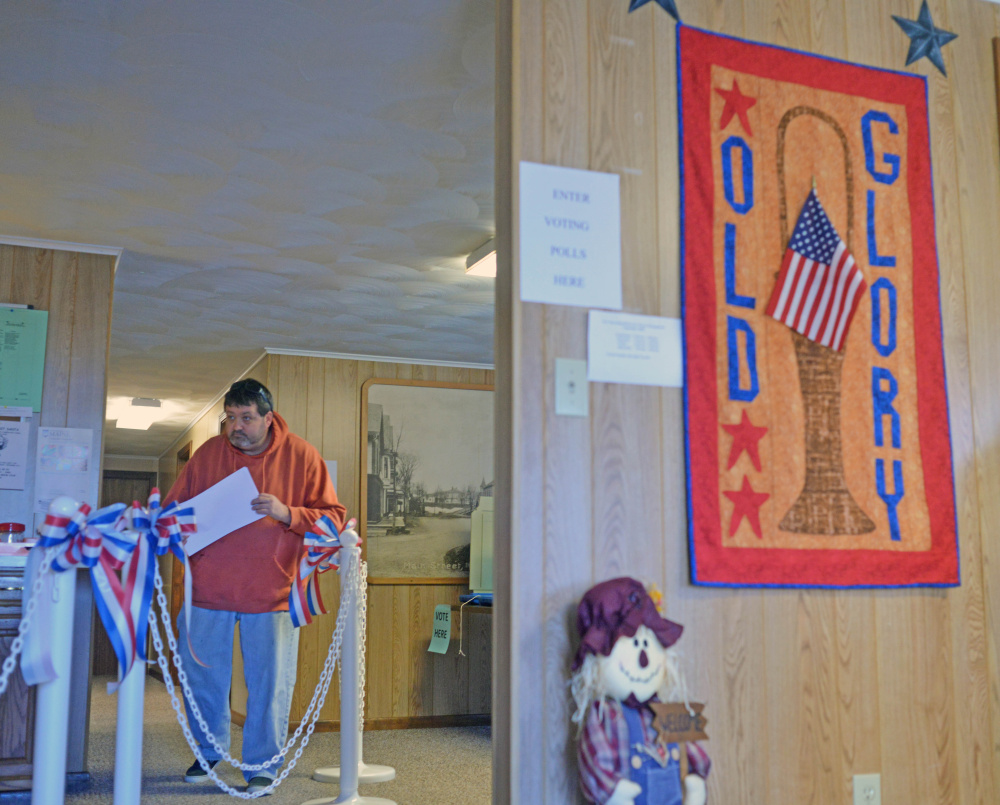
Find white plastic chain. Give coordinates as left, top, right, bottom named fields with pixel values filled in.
left=0, top=548, right=56, bottom=696
left=336, top=558, right=368, bottom=725
left=359, top=557, right=368, bottom=727
left=149, top=546, right=361, bottom=798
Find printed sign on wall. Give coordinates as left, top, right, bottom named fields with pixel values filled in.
left=0, top=307, right=48, bottom=412
left=679, top=26, right=958, bottom=587
left=519, top=161, right=622, bottom=309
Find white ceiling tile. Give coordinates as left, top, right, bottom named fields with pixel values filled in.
left=0, top=0, right=495, bottom=455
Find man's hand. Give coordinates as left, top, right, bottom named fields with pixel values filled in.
left=251, top=494, right=291, bottom=525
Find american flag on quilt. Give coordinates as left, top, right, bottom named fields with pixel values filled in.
left=765, top=188, right=867, bottom=351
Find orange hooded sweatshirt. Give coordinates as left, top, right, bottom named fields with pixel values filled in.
left=164, top=412, right=346, bottom=613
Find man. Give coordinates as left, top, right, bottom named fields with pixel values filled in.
left=164, top=378, right=346, bottom=794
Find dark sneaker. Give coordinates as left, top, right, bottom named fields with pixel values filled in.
left=246, top=776, right=273, bottom=795
left=184, top=759, right=219, bottom=783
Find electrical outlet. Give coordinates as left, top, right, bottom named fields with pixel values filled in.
left=853, top=773, right=881, bottom=805
left=555, top=358, right=588, bottom=417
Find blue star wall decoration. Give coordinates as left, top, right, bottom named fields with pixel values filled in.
left=892, top=0, right=957, bottom=77
left=628, top=0, right=679, bottom=22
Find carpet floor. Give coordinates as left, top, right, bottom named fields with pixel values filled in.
left=22, top=675, right=492, bottom=805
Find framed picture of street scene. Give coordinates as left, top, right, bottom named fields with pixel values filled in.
left=361, top=378, right=494, bottom=584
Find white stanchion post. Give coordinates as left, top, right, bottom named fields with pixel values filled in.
left=353, top=732, right=396, bottom=784
left=31, top=568, right=77, bottom=805
left=313, top=595, right=395, bottom=785
left=112, top=658, right=146, bottom=804
left=303, top=531, right=395, bottom=805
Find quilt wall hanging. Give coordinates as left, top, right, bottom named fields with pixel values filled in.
left=679, top=26, right=959, bottom=588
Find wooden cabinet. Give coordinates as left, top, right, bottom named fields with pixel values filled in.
left=0, top=559, right=95, bottom=793
left=0, top=563, right=35, bottom=792
left=430, top=605, right=492, bottom=719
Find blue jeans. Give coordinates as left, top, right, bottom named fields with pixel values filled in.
left=177, top=606, right=299, bottom=781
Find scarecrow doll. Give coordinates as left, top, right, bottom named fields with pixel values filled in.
left=570, top=577, right=710, bottom=805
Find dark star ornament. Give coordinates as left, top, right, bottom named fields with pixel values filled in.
left=628, top=0, right=679, bottom=22
left=892, top=0, right=957, bottom=77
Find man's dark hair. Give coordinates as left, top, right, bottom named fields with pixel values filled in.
left=225, top=379, right=274, bottom=416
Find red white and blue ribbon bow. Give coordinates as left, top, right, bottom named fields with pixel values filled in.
left=32, top=501, right=140, bottom=691
left=289, top=516, right=356, bottom=627
left=124, top=488, right=200, bottom=666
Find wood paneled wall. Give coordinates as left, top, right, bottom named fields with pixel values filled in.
left=158, top=354, right=494, bottom=726
left=266, top=355, right=493, bottom=725
left=0, top=246, right=116, bottom=529
left=0, top=244, right=116, bottom=780
left=496, top=1, right=1000, bottom=803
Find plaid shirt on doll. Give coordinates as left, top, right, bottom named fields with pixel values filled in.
left=578, top=698, right=711, bottom=803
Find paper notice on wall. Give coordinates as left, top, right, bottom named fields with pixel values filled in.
left=34, top=427, right=93, bottom=512
left=587, top=310, right=684, bottom=387
left=427, top=604, right=452, bottom=654
left=0, top=418, right=29, bottom=490
left=519, top=161, right=623, bottom=309
left=0, top=307, right=48, bottom=412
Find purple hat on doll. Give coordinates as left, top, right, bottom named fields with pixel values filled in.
left=572, top=576, right=683, bottom=671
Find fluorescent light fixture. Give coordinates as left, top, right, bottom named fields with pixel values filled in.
left=466, top=237, right=497, bottom=277
left=107, top=396, right=178, bottom=430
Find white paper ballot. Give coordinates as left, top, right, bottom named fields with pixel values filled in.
left=587, top=311, right=684, bottom=387
left=182, top=467, right=265, bottom=555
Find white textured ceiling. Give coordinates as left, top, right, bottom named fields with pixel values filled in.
left=0, top=0, right=495, bottom=456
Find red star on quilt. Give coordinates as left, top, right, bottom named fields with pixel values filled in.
left=721, top=410, right=768, bottom=471
left=723, top=476, right=769, bottom=539
left=715, top=79, right=756, bottom=136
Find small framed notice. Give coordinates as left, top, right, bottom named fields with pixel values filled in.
left=519, top=162, right=622, bottom=309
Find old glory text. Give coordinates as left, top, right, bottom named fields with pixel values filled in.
left=722, top=112, right=907, bottom=541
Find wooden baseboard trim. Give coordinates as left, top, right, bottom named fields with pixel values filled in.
left=231, top=713, right=490, bottom=731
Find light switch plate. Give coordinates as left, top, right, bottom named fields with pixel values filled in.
left=853, top=773, right=881, bottom=805
left=555, top=358, right=588, bottom=416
